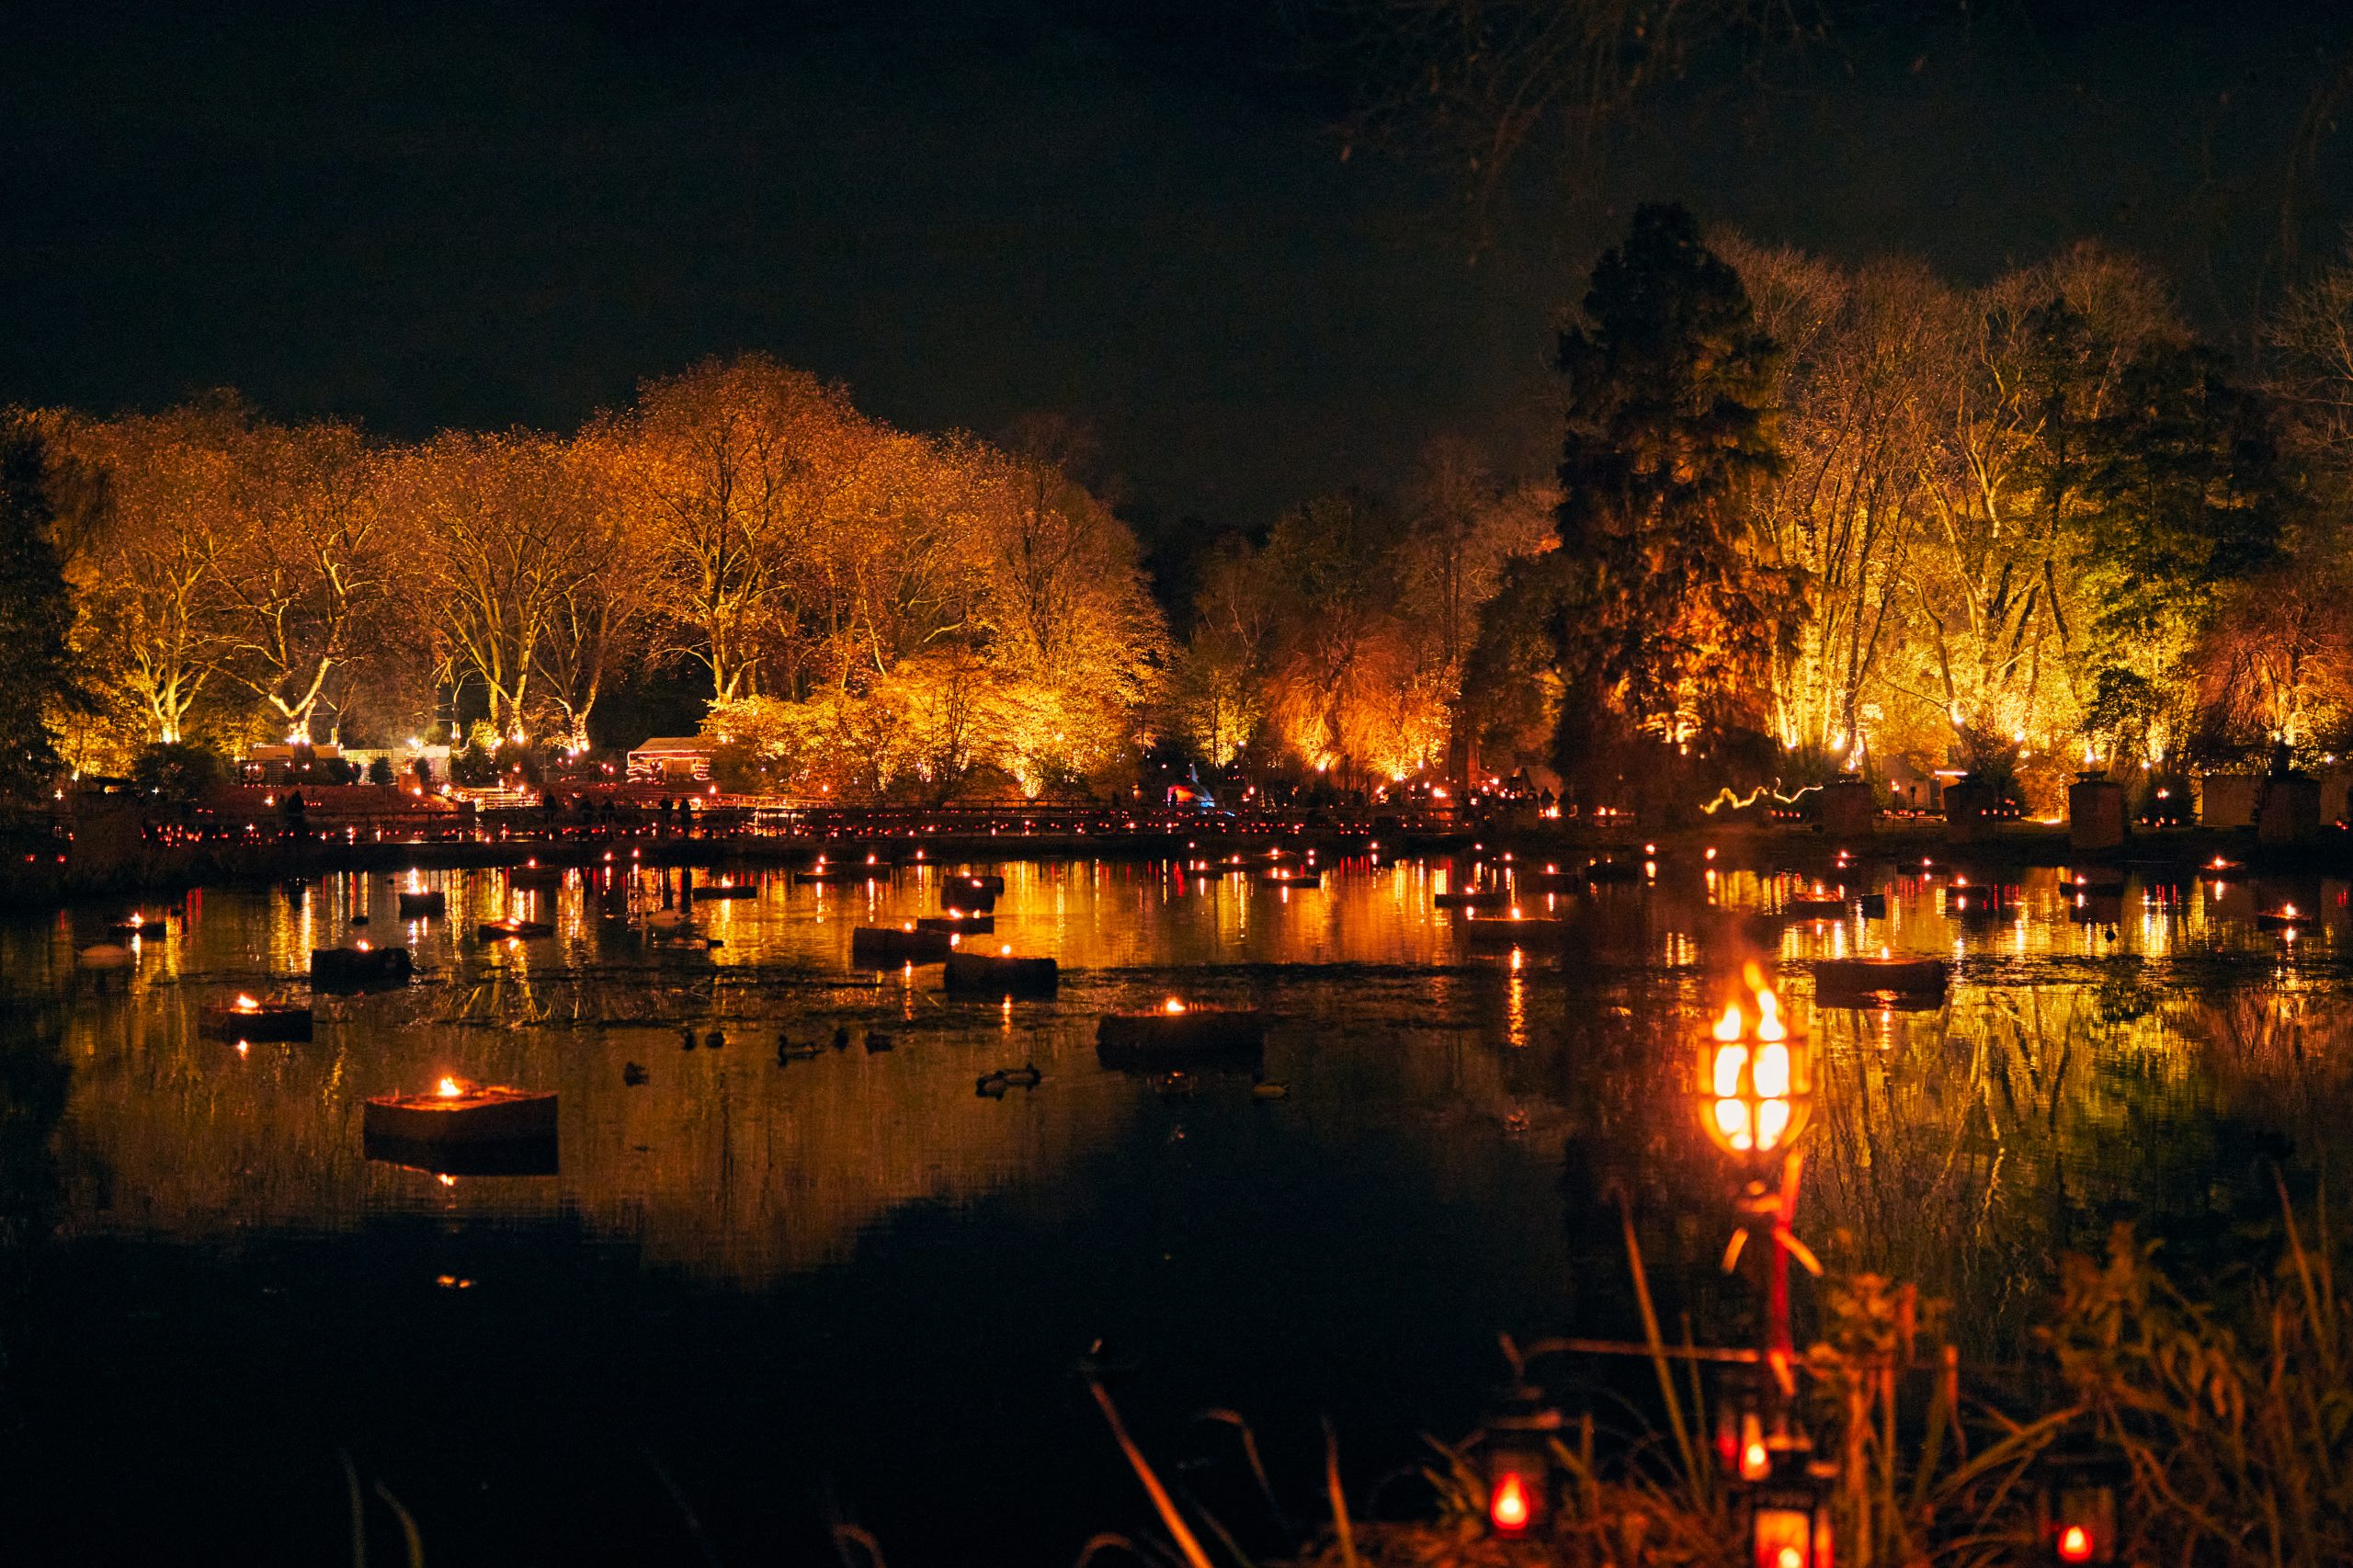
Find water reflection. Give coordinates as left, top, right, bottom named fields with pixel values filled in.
left=8, top=853, right=2353, bottom=1554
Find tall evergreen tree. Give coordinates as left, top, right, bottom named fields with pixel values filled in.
left=0, top=419, right=79, bottom=803
left=2078, top=344, right=2285, bottom=764
left=1552, top=203, right=1799, bottom=801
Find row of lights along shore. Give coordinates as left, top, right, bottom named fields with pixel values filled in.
left=1478, top=961, right=2125, bottom=1567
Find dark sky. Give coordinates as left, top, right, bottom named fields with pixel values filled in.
left=4, top=0, right=2350, bottom=527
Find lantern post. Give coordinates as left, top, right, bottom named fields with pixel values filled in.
left=1695, top=968, right=1832, bottom=1568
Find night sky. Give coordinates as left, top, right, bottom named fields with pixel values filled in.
left=5, top=0, right=2350, bottom=528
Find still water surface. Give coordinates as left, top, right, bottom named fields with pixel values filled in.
left=3, top=853, right=2349, bottom=1564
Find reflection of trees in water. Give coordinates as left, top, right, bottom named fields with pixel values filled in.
left=40, top=990, right=1123, bottom=1284
left=1802, top=982, right=2353, bottom=1356
left=0, top=1005, right=72, bottom=1394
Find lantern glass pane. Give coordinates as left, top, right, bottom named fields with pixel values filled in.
left=1752, top=1505, right=1814, bottom=1568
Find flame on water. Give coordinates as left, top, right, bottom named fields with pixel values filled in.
left=1163, top=997, right=1187, bottom=1015
left=233, top=994, right=260, bottom=1011
left=437, top=1076, right=463, bottom=1098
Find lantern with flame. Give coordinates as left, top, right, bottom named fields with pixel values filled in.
left=2035, top=1448, right=2124, bottom=1565
left=1482, top=1382, right=1562, bottom=1539
left=1697, top=983, right=1813, bottom=1168
left=1747, top=1477, right=1835, bottom=1568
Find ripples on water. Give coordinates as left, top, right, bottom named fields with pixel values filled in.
left=3, top=853, right=2349, bottom=1563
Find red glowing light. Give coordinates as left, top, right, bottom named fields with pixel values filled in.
left=2057, top=1525, right=2093, bottom=1563
left=1489, top=1471, right=1531, bottom=1534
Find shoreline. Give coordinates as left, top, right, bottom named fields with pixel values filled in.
left=7, top=812, right=2347, bottom=912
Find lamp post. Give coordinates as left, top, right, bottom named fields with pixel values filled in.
left=1696, top=971, right=1832, bottom=1568
left=1696, top=978, right=1816, bottom=1370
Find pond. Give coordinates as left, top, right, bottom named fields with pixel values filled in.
left=2, top=850, right=2348, bottom=1565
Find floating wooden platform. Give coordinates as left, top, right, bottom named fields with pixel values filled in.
left=1458, top=914, right=1569, bottom=944
left=363, top=1083, right=557, bottom=1146
left=693, top=881, right=760, bottom=899
left=310, top=946, right=413, bottom=993
left=944, top=951, right=1059, bottom=996
left=849, top=925, right=953, bottom=966
left=1097, top=1006, right=1265, bottom=1070
left=1813, top=956, right=1949, bottom=1006
left=199, top=996, right=313, bottom=1042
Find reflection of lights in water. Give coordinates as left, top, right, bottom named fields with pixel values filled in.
left=1506, top=967, right=1528, bottom=1050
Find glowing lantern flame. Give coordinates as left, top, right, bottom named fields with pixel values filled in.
left=1000, top=945, right=1012, bottom=956
left=233, top=994, right=260, bottom=1012
left=1714, top=1003, right=1745, bottom=1042
left=2057, top=1525, right=2093, bottom=1563
left=1163, top=998, right=1187, bottom=1015
left=1489, top=1471, right=1531, bottom=1534
left=437, top=1077, right=462, bottom=1098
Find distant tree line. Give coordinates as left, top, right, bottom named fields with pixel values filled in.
left=0, top=357, right=1167, bottom=802
left=9, top=209, right=2353, bottom=816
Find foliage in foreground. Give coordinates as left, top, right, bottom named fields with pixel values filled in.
left=1090, top=1197, right=2353, bottom=1568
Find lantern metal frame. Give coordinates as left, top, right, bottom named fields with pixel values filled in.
left=1694, top=1008, right=1814, bottom=1173
left=1481, top=1381, right=1563, bottom=1539
left=1745, top=1473, right=1835, bottom=1568
left=2033, top=1445, right=2127, bottom=1564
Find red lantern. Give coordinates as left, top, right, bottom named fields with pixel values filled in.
left=2036, top=1449, right=2123, bottom=1565
left=1482, top=1384, right=1561, bottom=1538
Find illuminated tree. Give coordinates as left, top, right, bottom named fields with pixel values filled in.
left=620, top=355, right=903, bottom=702
left=2076, top=343, right=2286, bottom=764
left=57, top=404, right=247, bottom=746
left=0, top=417, right=79, bottom=801
left=1552, top=203, right=1799, bottom=801
left=1724, top=238, right=1952, bottom=767
left=390, top=431, right=613, bottom=739
left=210, top=418, right=388, bottom=743
left=1394, top=437, right=1557, bottom=778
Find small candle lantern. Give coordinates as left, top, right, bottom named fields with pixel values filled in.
left=2035, top=1447, right=2126, bottom=1564
left=1696, top=983, right=1813, bottom=1169
left=1482, top=1382, right=1562, bottom=1539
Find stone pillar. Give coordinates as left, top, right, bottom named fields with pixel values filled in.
left=1943, top=778, right=1995, bottom=844
left=2200, top=774, right=2259, bottom=829
left=1818, top=778, right=1877, bottom=838
left=2320, top=766, right=2352, bottom=829
left=2066, top=776, right=2126, bottom=853
left=67, top=791, right=149, bottom=887
left=2259, top=773, right=2321, bottom=846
